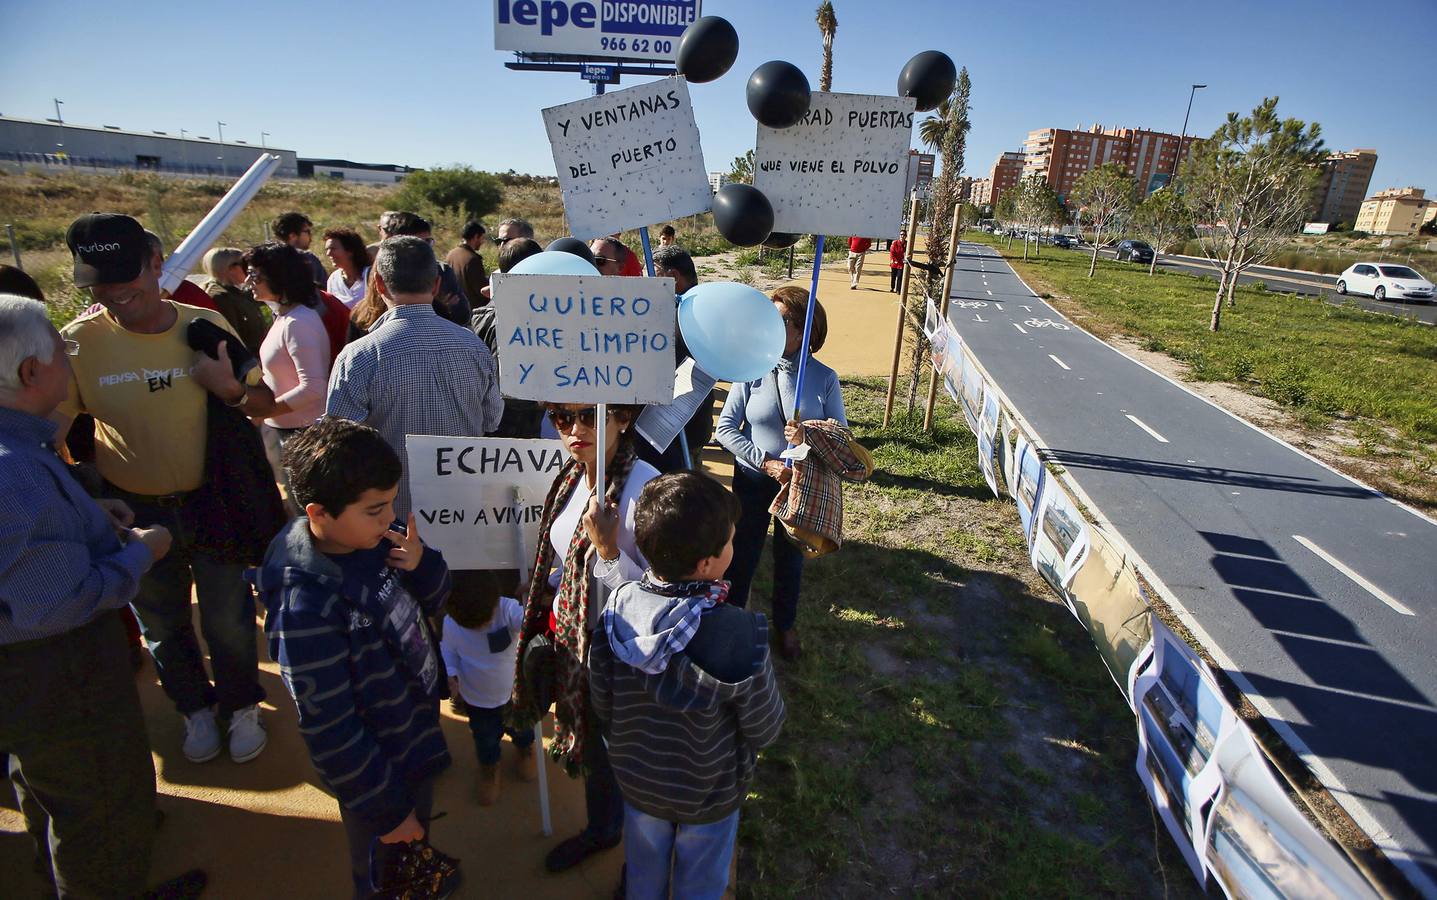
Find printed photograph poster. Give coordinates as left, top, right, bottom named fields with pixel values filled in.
left=543, top=78, right=712, bottom=238
left=1013, top=434, right=1045, bottom=544
left=977, top=384, right=1001, bottom=499
left=491, top=273, right=677, bottom=405
left=753, top=92, right=916, bottom=237
left=959, top=355, right=984, bottom=434
left=927, top=298, right=949, bottom=373
left=1000, top=411, right=1021, bottom=498
left=941, top=323, right=963, bottom=405
left=1030, top=479, right=1091, bottom=593
left=405, top=436, right=565, bottom=570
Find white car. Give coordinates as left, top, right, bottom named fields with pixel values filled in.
left=1336, top=263, right=1435, bottom=302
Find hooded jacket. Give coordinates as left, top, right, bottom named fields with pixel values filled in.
left=247, top=518, right=452, bottom=833
left=590, top=579, right=785, bottom=824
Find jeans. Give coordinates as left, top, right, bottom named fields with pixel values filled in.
left=623, top=804, right=739, bottom=900
left=890, top=267, right=903, bottom=292
left=121, top=492, right=264, bottom=718
left=0, top=611, right=156, bottom=897
left=724, top=464, right=804, bottom=633
left=465, top=701, right=534, bottom=766
left=340, top=776, right=435, bottom=900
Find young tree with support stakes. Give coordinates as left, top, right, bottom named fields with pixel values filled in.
left=1013, top=176, right=1064, bottom=260
left=1131, top=187, right=1188, bottom=276
left=1071, top=162, right=1136, bottom=277
left=1181, top=97, right=1324, bottom=331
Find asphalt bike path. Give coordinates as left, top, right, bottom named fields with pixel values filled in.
left=947, top=240, right=1437, bottom=893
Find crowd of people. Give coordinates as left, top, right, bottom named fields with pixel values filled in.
left=0, top=203, right=865, bottom=899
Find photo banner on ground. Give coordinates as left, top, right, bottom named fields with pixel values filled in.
left=491, top=273, right=677, bottom=404
left=542, top=78, right=713, bottom=238
left=406, top=436, right=565, bottom=570
left=494, top=0, right=699, bottom=62
left=753, top=91, right=915, bottom=237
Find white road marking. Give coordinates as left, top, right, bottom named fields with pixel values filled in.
left=1012, top=322, right=1028, bottom=334
left=985, top=290, right=992, bottom=295
left=972, top=314, right=986, bottom=322
left=1048, top=354, right=1070, bottom=370
left=1125, top=414, right=1169, bottom=443
left=1021, top=305, right=1032, bottom=311
left=994, top=303, right=1004, bottom=311
left=1292, top=535, right=1415, bottom=616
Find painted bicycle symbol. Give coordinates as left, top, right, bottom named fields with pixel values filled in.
left=1023, top=318, right=1070, bottom=330
left=951, top=300, right=989, bottom=309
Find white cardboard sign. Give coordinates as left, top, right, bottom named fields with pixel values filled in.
left=490, top=273, right=677, bottom=404
left=542, top=78, right=713, bottom=239
left=753, top=92, right=915, bottom=237
left=406, top=436, right=565, bottom=570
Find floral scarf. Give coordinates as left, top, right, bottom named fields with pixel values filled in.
left=509, top=444, right=638, bottom=775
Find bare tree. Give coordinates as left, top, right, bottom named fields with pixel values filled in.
left=1071, top=163, right=1136, bottom=277
left=1012, top=176, right=1064, bottom=259
left=1131, top=187, right=1188, bottom=275
left=1182, top=97, right=1324, bottom=330
left=816, top=2, right=837, bottom=92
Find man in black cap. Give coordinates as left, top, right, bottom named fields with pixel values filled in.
left=56, top=212, right=275, bottom=767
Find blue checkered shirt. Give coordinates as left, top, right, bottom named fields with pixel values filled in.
left=326, top=302, right=504, bottom=517
left=0, top=406, right=152, bottom=644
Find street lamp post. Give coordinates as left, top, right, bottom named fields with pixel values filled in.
left=260, top=131, right=270, bottom=149
left=217, top=120, right=227, bottom=175
left=1170, top=84, right=1206, bottom=187
left=179, top=128, right=189, bottom=172
left=53, top=98, right=64, bottom=122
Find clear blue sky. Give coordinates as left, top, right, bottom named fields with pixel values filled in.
left=2, top=0, right=1432, bottom=194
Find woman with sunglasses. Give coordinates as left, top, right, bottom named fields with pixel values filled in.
left=510, top=401, right=659, bottom=877
left=716, top=286, right=846, bottom=661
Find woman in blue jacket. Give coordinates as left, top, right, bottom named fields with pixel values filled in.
left=716, top=286, right=846, bottom=661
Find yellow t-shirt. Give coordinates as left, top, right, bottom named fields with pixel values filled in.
left=60, top=302, right=238, bottom=496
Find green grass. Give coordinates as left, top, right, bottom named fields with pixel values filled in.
left=971, top=233, right=1437, bottom=444
left=736, top=377, right=1196, bottom=898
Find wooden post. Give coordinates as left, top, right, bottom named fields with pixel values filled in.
left=882, top=192, right=921, bottom=427
left=922, top=205, right=964, bottom=431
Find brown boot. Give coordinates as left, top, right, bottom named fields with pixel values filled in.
left=778, top=629, right=803, bottom=661
left=514, top=742, right=538, bottom=783
left=476, top=763, right=500, bottom=806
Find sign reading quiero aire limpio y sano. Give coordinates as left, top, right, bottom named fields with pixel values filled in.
left=542, top=78, right=712, bottom=239
left=406, top=436, right=565, bottom=569
left=490, top=273, right=677, bottom=405
left=753, top=92, right=917, bottom=238
left=494, top=0, right=699, bottom=62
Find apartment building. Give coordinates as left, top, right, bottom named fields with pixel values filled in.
left=970, top=178, right=993, bottom=206
left=1021, top=124, right=1201, bottom=203
left=1310, top=149, right=1378, bottom=226
left=1355, top=187, right=1433, bottom=236
left=988, top=152, right=1025, bottom=206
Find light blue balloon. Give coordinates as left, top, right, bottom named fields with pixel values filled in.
left=679, top=282, right=787, bottom=383
left=509, top=250, right=601, bottom=276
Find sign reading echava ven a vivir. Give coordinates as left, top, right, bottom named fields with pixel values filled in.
left=542, top=78, right=712, bottom=239
left=753, top=92, right=916, bottom=237
left=494, top=0, right=699, bottom=62
left=490, top=273, right=677, bottom=405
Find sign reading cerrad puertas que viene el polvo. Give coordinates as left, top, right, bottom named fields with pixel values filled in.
left=754, top=92, right=916, bottom=238
left=490, top=273, right=678, bottom=405
left=494, top=0, right=699, bottom=62
left=543, top=78, right=712, bottom=239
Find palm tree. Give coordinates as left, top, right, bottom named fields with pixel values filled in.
left=816, top=2, right=837, bottom=91
left=919, top=99, right=951, bottom=152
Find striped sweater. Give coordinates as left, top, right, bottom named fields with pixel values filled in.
left=248, top=518, right=452, bottom=833
left=590, top=586, right=785, bottom=824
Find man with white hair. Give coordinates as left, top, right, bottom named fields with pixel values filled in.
left=0, top=294, right=203, bottom=897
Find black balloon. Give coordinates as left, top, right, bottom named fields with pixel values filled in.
left=762, top=231, right=800, bottom=250
left=547, top=236, right=595, bottom=264
left=746, top=61, right=811, bottom=129
left=676, top=16, right=739, bottom=84
left=712, top=184, right=774, bottom=248
left=898, top=50, right=957, bottom=112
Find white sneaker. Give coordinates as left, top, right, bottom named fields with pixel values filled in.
left=183, top=708, right=222, bottom=763
left=228, top=705, right=268, bottom=764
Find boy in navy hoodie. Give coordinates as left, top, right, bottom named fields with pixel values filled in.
left=249, top=417, right=457, bottom=898
left=590, top=472, right=785, bottom=900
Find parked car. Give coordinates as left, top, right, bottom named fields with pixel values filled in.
left=1336, top=263, right=1435, bottom=302
left=1053, top=234, right=1074, bottom=249
left=1115, top=240, right=1155, bottom=263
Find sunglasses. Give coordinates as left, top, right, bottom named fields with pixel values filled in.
left=547, top=407, right=606, bottom=431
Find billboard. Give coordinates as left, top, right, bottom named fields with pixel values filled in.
left=494, top=0, right=699, bottom=62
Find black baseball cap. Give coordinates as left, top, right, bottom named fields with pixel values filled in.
left=66, top=213, right=148, bottom=287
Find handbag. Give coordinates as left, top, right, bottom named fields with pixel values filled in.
left=368, top=837, right=462, bottom=900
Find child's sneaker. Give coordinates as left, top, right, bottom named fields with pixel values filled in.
left=514, top=743, right=537, bottom=783
left=476, top=764, right=500, bottom=806
left=228, top=705, right=268, bottom=763
left=182, top=709, right=221, bottom=763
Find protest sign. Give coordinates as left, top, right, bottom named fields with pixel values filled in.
left=491, top=273, right=677, bottom=404
left=635, top=357, right=717, bottom=454
left=406, top=436, right=565, bottom=570
left=977, top=385, right=1001, bottom=499
left=542, top=78, right=713, bottom=238
left=753, top=92, right=916, bottom=237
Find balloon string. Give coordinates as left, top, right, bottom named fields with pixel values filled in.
left=788, top=233, right=823, bottom=467
left=639, top=226, right=655, bottom=277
